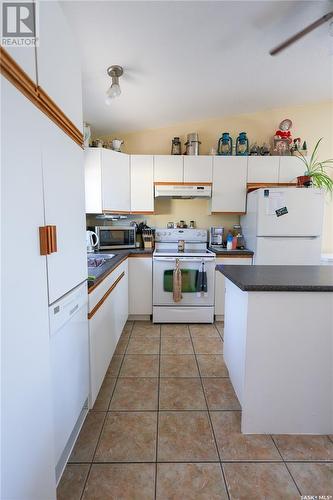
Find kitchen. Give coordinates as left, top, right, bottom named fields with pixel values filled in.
left=1, top=1, right=333, bottom=499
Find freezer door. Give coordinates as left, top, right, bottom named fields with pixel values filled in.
left=257, top=188, right=324, bottom=237
left=255, top=237, right=322, bottom=265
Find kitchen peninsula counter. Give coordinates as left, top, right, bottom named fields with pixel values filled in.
left=218, top=265, right=333, bottom=435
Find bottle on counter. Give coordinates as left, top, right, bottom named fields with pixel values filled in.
left=226, top=232, right=233, bottom=250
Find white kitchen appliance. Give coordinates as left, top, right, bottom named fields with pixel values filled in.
left=154, top=184, right=211, bottom=198
left=241, top=188, right=324, bottom=265
left=86, top=230, right=99, bottom=253
left=95, top=225, right=136, bottom=249
left=153, top=228, right=216, bottom=323
left=49, top=282, right=89, bottom=483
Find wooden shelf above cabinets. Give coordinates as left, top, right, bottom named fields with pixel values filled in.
left=247, top=182, right=297, bottom=193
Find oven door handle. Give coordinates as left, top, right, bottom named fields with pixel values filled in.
left=153, top=257, right=215, bottom=262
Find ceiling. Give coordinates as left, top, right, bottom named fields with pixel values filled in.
left=62, top=1, right=333, bottom=135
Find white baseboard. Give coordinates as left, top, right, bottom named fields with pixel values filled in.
left=128, top=314, right=151, bottom=321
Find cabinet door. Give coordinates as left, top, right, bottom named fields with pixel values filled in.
left=113, top=260, right=129, bottom=342
left=89, top=290, right=117, bottom=406
left=211, top=157, right=247, bottom=213
left=37, top=1, right=82, bottom=130
left=279, top=156, right=305, bottom=183
left=102, top=150, right=130, bottom=212
left=215, top=258, right=252, bottom=316
left=247, top=157, right=279, bottom=183
left=129, top=258, right=153, bottom=315
left=183, top=156, right=213, bottom=183
left=85, top=149, right=102, bottom=214
left=154, top=155, right=183, bottom=182
left=1, top=79, right=56, bottom=499
left=42, top=118, right=87, bottom=304
left=130, top=156, right=154, bottom=212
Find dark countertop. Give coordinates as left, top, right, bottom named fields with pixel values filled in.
left=208, top=246, right=254, bottom=256
left=216, top=265, right=333, bottom=292
left=88, top=248, right=153, bottom=292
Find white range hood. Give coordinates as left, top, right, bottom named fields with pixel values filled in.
left=154, top=184, right=212, bottom=198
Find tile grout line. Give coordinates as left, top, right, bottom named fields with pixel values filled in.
left=270, top=435, right=302, bottom=496
left=188, top=324, right=231, bottom=500
left=79, top=320, right=135, bottom=500
left=154, top=323, right=162, bottom=500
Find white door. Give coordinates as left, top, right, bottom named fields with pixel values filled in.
left=129, top=257, right=153, bottom=315
left=279, top=156, right=306, bottom=183
left=154, top=155, right=183, bottom=182
left=1, top=79, right=56, bottom=500
left=131, top=155, right=154, bottom=212
left=85, top=149, right=102, bottom=214
left=255, top=236, right=322, bottom=265
left=153, top=257, right=215, bottom=306
left=184, top=156, right=213, bottom=183
left=41, top=118, right=87, bottom=304
left=248, top=157, right=279, bottom=183
left=37, top=0, right=83, bottom=130
left=211, top=157, right=247, bottom=212
left=256, top=188, right=324, bottom=237
left=102, top=150, right=130, bottom=212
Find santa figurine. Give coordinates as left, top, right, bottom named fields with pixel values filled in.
left=273, top=119, right=293, bottom=155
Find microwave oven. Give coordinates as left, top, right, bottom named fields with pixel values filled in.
left=95, top=226, right=136, bottom=249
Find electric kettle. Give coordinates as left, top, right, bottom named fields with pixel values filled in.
left=86, top=230, right=99, bottom=253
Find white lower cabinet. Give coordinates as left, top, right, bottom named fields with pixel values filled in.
left=128, top=257, right=153, bottom=316
left=88, top=260, right=128, bottom=406
left=215, top=257, right=252, bottom=317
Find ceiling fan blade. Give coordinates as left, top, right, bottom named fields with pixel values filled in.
left=270, top=11, right=333, bottom=55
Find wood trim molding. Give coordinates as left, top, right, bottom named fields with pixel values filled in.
left=88, top=271, right=125, bottom=319
left=0, top=47, right=83, bottom=147
left=130, top=211, right=155, bottom=214
left=211, top=212, right=246, bottom=215
left=154, top=182, right=212, bottom=186
left=103, top=210, right=131, bottom=215
left=215, top=254, right=253, bottom=259
left=247, top=182, right=297, bottom=193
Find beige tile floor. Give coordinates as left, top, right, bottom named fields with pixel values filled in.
left=57, top=321, right=333, bottom=500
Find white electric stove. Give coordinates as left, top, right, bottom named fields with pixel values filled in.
left=153, top=229, right=216, bottom=323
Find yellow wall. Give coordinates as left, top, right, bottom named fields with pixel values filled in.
left=100, top=100, right=333, bottom=251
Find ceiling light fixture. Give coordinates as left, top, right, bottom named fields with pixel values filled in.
left=105, top=65, right=123, bottom=105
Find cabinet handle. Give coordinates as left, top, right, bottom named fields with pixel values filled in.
left=39, top=225, right=57, bottom=255
left=88, top=271, right=125, bottom=319
left=48, top=225, right=57, bottom=253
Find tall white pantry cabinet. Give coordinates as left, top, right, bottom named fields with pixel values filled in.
left=1, top=2, right=86, bottom=499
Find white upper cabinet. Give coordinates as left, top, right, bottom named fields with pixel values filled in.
left=84, top=148, right=130, bottom=214
left=247, top=156, right=280, bottom=183
left=211, top=156, right=247, bottom=213
left=154, top=155, right=184, bottom=183
left=102, top=150, right=130, bottom=212
left=131, top=155, right=154, bottom=212
left=36, top=1, right=83, bottom=130
left=279, top=156, right=305, bottom=183
left=85, top=149, right=102, bottom=213
left=184, top=156, right=213, bottom=183
left=41, top=118, right=87, bottom=304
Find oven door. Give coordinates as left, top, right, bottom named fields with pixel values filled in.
left=153, top=256, right=215, bottom=306
left=96, top=227, right=136, bottom=249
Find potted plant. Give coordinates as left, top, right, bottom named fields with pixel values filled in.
left=296, top=138, right=333, bottom=192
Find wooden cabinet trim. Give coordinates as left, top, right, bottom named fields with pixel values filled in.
left=247, top=182, right=297, bottom=193
left=154, top=182, right=212, bottom=186
left=0, top=47, right=83, bottom=147
left=88, top=271, right=125, bottom=319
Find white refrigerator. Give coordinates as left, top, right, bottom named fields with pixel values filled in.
left=241, top=188, right=324, bottom=265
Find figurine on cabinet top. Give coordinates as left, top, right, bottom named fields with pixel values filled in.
left=273, top=118, right=293, bottom=156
